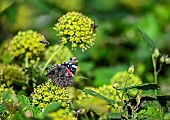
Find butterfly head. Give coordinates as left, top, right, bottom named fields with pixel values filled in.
left=70, top=57, right=78, bottom=66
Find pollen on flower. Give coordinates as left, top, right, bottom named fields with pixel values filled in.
left=53, top=11, right=96, bottom=51
left=10, top=30, right=45, bottom=61
left=30, top=81, right=71, bottom=109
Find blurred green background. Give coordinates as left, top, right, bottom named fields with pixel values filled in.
left=0, top=0, right=170, bottom=94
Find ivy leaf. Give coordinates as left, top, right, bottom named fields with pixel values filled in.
left=41, top=102, right=61, bottom=118
left=102, top=112, right=121, bottom=119
left=82, top=89, right=115, bottom=106
left=128, top=96, right=157, bottom=106
left=19, top=95, right=30, bottom=107
left=29, top=107, right=40, bottom=118
left=2, top=90, right=11, bottom=101
left=119, top=83, right=160, bottom=91
left=157, top=95, right=170, bottom=107
left=0, top=104, right=7, bottom=113
left=76, top=97, right=109, bottom=114
left=138, top=28, right=156, bottom=51
left=12, top=112, right=23, bottom=120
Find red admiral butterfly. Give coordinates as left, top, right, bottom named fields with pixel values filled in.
left=45, top=57, right=78, bottom=87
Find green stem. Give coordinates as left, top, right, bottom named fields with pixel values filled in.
left=25, top=57, right=29, bottom=68
left=41, top=44, right=64, bottom=75
left=157, top=64, right=162, bottom=75
left=121, top=73, right=130, bottom=100
left=152, top=54, right=157, bottom=95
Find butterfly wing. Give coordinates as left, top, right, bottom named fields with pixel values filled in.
left=45, top=64, right=73, bottom=87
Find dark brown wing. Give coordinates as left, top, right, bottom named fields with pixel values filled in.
left=45, top=64, right=73, bottom=87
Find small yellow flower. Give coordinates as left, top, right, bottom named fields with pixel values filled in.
left=10, top=30, right=45, bottom=61
left=39, top=103, right=45, bottom=108
left=54, top=11, right=96, bottom=51
left=44, top=97, right=50, bottom=101
left=30, top=81, right=71, bottom=110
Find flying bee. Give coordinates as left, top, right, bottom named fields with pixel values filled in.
left=91, top=19, right=98, bottom=33
left=39, top=35, right=49, bottom=45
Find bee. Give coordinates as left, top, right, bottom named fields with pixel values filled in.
left=91, top=19, right=98, bottom=33
left=39, top=35, right=49, bottom=45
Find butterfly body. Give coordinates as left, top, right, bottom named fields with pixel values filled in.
left=45, top=57, right=78, bottom=87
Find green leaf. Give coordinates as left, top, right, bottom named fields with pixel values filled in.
left=41, top=102, right=61, bottom=118
left=128, top=96, right=157, bottom=106
left=82, top=89, right=115, bottom=106
left=138, top=27, right=156, bottom=51
left=19, top=95, right=30, bottom=107
left=2, top=90, right=11, bottom=101
left=29, top=107, right=40, bottom=118
left=76, top=97, right=109, bottom=114
left=12, top=112, right=23, bottom=120
left=0, top=104, right=7, bottom=113
left=157, top=95, right=170, bottom=107
left=102, top=112, right=121, bottom=119
left=120, top=83, right=160, bottom=91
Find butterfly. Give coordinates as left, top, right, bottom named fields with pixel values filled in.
left=45, top=57, right=78, bottom=87
left=39, top=35, right=49, bottom=45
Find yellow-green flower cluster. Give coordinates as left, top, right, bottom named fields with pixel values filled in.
left=76, top=85, right=118, bottom=111
left=0, top=64, right=24, bottom=87
left=44, top=45, right=73, bottom=64
left=0, top=40, right=12, bottom=63
left=49, top=108, right=76, bottom=120
left=30, top=81, right=71, bottom=110
left=111, top=71, right=142, bottom=96
left=76, top=71, right=142, bottom=112
left=10, top=30, right=45, bottom=60
left=54, top=11, right=96, bottom=51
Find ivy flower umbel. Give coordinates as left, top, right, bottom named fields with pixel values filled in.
left=54, top=11, right=96, bottom=51
left=10, top=30, right=45, bottom=60
left=0, top=64, right=24, bottom=87
left=49, top=108, right=76, bottom=120
left=111, top=71, right=142, bottom=96
left=30, top=81, right=71, bottom=110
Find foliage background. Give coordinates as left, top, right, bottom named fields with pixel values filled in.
left=0, top=0, right=170, bottom=94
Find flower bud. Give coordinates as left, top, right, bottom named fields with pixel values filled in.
left=153, top=48, right=159, bottom=58
left=128, top=65, right=134, bottom=74
left=112, top=82, right=118, bottom=89
left=165, top=57, right=170, bottom=64
left=160, top=55, right=165, bottom=63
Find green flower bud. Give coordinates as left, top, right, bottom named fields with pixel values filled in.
left=128, top=65, right=134, bottom=74
left=153, top=48, right=159, bottom=58
left=165, top=57, right=170, bottom=64
left=54, top=11, right=96, bottom=51
left=160, top=55, right=165, bottom=63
